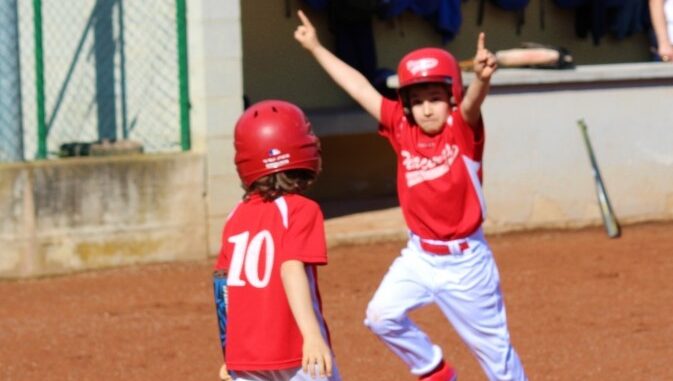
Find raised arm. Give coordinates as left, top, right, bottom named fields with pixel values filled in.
left=649, top=0, right=673, bottom=62
left=281, top=260, right=333, bottom=378
left=461, top=32, right=497, bottom=127
left=294, top=10, right=383, bottom=121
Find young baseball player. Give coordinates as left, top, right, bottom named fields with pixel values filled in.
left=294, top=10, right=527, bottom=381
left=213, top=99, right=341, bottom=381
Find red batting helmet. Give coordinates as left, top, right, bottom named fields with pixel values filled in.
left=234, top=100, right=321, bottom=187
left=397, top=47, right=464, bottom=105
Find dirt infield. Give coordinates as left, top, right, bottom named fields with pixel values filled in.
left=2, top=221, right=672, bottom=381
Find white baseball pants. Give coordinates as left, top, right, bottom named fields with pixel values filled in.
left=364, top=228, right=527, bottom=381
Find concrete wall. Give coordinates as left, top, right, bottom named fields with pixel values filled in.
left=187, top=0, right=245, bottom=255
left=0, top=153, right=207, bottom=279
left=482, top=63, right=673, bottom=231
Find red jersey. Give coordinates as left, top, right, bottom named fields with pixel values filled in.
left=214, top=193, right=330, bottom=370
left=379, top=97, right=486, bottom=240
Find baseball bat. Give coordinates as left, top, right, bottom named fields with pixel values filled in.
left=577, top=119, right=621, bottom=238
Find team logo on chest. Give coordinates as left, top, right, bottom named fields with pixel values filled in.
left=401, top=144, right=459, bottom=187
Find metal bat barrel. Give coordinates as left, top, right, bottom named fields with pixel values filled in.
left=577, top=119, right=621, bottom=238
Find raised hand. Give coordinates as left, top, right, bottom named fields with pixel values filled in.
left=294, top=10, right=321, bottom=52
left=473, top=32, right=498, bottom=80
left=658, top=44, right=673, bottom=62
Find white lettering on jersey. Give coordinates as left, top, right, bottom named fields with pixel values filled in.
left=227, top=230, right=275, bottom=288
left=406, top=58, right=438, bottom=75
left=402, top=144, right=459, bottom=187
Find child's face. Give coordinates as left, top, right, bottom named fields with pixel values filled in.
left=408, top=83, right=451, bottom=136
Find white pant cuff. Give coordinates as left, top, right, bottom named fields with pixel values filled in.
left=410, top=344, right=443, bottom=376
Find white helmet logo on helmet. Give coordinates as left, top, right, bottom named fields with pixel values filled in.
left=406, top=58, right=439, bottom=75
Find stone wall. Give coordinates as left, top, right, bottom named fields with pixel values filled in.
left=0, top=153, right=207, bottom=278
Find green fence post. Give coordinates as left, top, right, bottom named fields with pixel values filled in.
left=33, top=0, right=47, bottom=159
left=118, top=0, right=128, bottom=139
left=176, top=0, right=190, bottom=151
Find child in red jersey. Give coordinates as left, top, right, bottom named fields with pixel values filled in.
left=213, top=100, right=340, bottom=381
left=294, top=10, right=527, bottom=381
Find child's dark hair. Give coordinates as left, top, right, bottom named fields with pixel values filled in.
left=243, top=169, right=317, bottom=201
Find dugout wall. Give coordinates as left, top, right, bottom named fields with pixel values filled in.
left=240, top=1, right=673, bottom=232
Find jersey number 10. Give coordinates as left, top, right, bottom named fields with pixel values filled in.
left=227, top=230, right=275, bottom=288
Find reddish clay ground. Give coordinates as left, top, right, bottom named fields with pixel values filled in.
left=2, top=222, right=673, bottom=381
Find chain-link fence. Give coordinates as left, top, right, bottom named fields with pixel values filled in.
left=0, top=0, right=24, bottom=162
left=0, top=0, right=189, bottom=163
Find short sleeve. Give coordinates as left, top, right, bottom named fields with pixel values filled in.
left=283, top=200, right=327, bottom=265
left=213, top=204, right=242, bottom=271
left=213, top=228, right=230, bottom=271
left=378, top=97, right=406, bottom=151
left=378, top=98, right=403, bottom=137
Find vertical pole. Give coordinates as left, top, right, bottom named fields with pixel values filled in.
left=33, top=0, right=47, bottom=159
left=94, top=0, right=117, bottom=142
left=0, top=0, right=24, bottom=161
left=176, top=0, right=191, bottom=151
left=118, top=0, right=129, bottom=139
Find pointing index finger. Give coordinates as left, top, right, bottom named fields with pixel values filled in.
left=297, top=10, right=313, bottom=28
left=477, top=32, right=486, bottom=51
